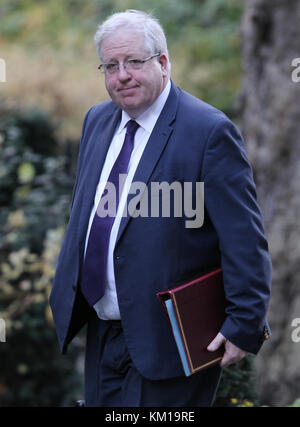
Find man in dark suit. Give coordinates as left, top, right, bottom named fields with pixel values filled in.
left=50, top=10, right=271, bottom=407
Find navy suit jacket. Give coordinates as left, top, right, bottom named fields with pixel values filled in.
left=50, top=81, right=271, bottom=380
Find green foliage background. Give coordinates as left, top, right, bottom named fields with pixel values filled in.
left=0, top=109, right=81, bottom=406
left=0, top=0, right=243, bottom=140
left=0, top=0, right=263, bottom=407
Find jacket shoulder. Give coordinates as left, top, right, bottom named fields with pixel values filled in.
left=177, top=86, right=230, bottom=127
left=85, top=99, right=118, bottom=123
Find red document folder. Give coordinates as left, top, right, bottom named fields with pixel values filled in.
left=157, top=268, right=226, bottom=376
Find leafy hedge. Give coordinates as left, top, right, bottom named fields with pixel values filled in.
left=0, top=107, right=81, bottom=406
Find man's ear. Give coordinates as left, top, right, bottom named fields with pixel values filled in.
left=158, top=53, right=169, bottom=76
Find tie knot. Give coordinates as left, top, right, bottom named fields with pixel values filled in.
left=126, top=120, right=139, bottom=138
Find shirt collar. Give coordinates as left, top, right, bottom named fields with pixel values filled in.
left=117, top=79, right=171, bottom=135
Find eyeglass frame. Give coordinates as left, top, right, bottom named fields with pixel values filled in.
left=97, top=52, right=161, bottom=75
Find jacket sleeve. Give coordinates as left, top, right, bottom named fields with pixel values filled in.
left=201, top=117, right=272, bottom=354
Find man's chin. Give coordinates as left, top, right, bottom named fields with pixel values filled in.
left=119, top=101, right=144, bottom=118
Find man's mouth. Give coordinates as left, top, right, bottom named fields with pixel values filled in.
left=118, top=86, right=137, bottom=93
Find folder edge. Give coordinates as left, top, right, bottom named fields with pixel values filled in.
left=171, top=291, right=223, bottom=374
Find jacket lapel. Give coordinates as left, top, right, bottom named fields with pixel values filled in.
left=115, top=82, right=179, bottom=245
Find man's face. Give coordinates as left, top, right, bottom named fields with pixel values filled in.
left=100, top=30, right=168, bottom=118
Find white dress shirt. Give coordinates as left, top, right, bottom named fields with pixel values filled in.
left=84, top=80, right=171, bottom=319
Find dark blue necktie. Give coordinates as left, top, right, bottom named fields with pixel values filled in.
left=81, top=120, right=139, bottom=306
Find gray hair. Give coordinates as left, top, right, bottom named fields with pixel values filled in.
left=94, top=9, right=170, bottom=67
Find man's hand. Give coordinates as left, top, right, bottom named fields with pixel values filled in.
left=207, top=332, right=248, bottom=368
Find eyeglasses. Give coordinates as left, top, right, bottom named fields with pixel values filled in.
left=98, top=53, right=161, bottom=75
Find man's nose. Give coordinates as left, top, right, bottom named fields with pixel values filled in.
left=117, top=63, right=131, bottom=80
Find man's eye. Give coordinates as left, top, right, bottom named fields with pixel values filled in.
left=128, top=59, right=143, bottom=66
left=106, top=63, right=118, bottom=71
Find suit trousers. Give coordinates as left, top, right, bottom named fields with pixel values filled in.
left=84, top=312, right=222, bottom=407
